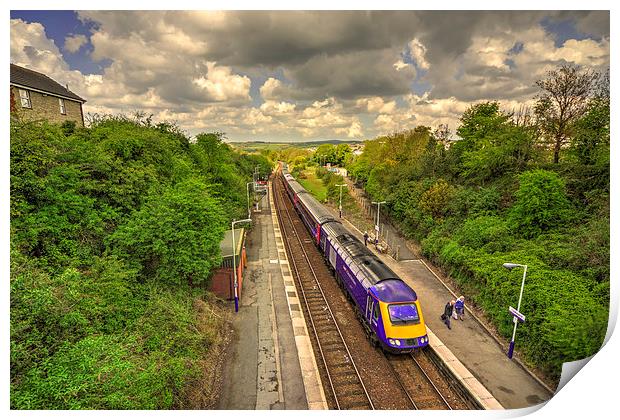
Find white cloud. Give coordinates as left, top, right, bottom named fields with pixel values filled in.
left=64, top=34, right=88, bottom=53
left=393, top=59, right=409, bottom=71
left=259, top=100, right=296, bottom=116
left=408, top=38, right=430, bottom=70
left=10, top=12, right=610, bottom=142
left=192, top=62, right=251, bottom=102
left=356, top=97, right=397, bottom=114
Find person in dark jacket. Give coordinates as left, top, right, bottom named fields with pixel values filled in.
left=442, top=300, right=455, bottom=329
left=363, top=231, right=369, bottom=246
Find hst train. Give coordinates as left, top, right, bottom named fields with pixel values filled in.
left=280, top=164, right=429, bottom=353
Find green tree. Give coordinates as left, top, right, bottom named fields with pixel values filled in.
left=419, top=179, right=455, bottom=219
left=508, top=169, right=571, bottom=238
left=107, top=179, right=226, bottom=286
left=570, top=71, right=610, bottom=166
left=534, top=64, right=599, bottom=164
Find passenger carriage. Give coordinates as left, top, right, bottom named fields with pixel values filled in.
left=296, top=192, right=338, bottom=243
left=279, top=167, right=428, bottom=353
left=321, top=221, right=428, bottom=352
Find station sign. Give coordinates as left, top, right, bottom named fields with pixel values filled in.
left=509, top=306, right=526, bottom=322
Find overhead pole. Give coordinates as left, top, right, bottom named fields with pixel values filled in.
left=336, top=184, right=347, bottom=218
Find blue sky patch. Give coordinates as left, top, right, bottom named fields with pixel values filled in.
left=540, top=17, right=590, bottom=48
left=11, top=10, right=111, bottom=75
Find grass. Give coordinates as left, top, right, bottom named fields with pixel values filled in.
left=297, top=169, right=327, bottom=202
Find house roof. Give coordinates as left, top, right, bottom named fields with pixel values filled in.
left=10, top=63, right=86, bottom=103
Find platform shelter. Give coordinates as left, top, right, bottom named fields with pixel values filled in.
left=210, top=228, right=247, bottom=300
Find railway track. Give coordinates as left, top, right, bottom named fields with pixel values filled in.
left=273, top=176, right=374, bottom=410
left=385, top=349, right=456, bottom=410
left=273, top=173, right=470, bottom=410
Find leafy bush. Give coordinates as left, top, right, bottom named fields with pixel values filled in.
left=107, top=180, right=226, bottom=286
left=345, top=84, right=609, bottom=379
left=454, top=216, right=509, bottom=250
left=419, top=179, right=455, bottom=219
left=508, top=169, right=571, bottom=238
left=10, top=116, right=255, bottom=408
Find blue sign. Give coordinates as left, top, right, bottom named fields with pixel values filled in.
left=509, top=306, right=526, bottom=322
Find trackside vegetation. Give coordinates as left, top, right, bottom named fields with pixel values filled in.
left=10, top=114, right=271, bottom=409
left=344, top=65, right=609, bottom=379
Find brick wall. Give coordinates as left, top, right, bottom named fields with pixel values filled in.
left=209, top=247, right=247, bottom=300
left=10, top=86, right=84, bottom=127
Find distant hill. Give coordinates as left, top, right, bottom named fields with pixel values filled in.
left=229, top=139, right=362, bottom=152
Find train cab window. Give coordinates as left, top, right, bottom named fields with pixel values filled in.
left=372, top=303, right=380, bottom=320
left=388, top=303, right=420, bottom=325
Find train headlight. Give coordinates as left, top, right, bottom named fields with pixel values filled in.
left=394, top=339, right=401, bottom=346
left=389, top=339, right=395, bottom=345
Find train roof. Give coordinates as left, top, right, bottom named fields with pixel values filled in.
left=371, top=279, right=418, bottom=303
left=297, top=191, right=338, bottom=224
left=288, top=179, right=307, bottom=195
left=323, top=221, right=401, bottom=285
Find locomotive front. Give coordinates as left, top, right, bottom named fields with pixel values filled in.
left=371, top=280, right=429, bottom=353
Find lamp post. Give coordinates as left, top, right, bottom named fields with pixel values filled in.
left=232, top=218, right=252, bottom=313
left=503, top=262, right=528, bottom=359
left=336, top=184, right=347, bottom=218
left=371, top=201, right=386, bottom=247
left=254, top=166, right=261, bottom=210
left=246, top=182, right=253, bottom=219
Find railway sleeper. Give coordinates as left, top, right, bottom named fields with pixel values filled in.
left=329, top=365, right=357, bottom=376
left=319, top=339, right=344, bottom=348
left=335, top=383, right=366, bottom=396
left=310, top=314, right=332, bottom=323
left=331, top=375, right=363, bottom=387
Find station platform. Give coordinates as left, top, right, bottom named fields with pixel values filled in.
left=218, top=189, right=312, bottom=409
left=332, top=209, right=556, bottom=409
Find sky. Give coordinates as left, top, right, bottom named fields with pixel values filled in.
left=9, top=10, right=610, bottom=142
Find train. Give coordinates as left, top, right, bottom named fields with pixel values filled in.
left=280, top=164, right=429, bottom=353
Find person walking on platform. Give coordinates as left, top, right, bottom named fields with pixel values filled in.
left=455, top=296, right=465, bottom=320
left=442, top=300, right=455, bottom=329
left=363, top=231, right=369, bottom=246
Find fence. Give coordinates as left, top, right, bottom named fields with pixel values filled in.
left=344, top=178, right=417, bottom=261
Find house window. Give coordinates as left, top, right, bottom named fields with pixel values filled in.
left=59, top=98, right=66, bottom=115
left=19, top=89, right=31, bottom=108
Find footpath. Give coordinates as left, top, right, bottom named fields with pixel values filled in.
left=326, top=189, right=555, bottom=409
left=218, top=191, right=309, bottom=409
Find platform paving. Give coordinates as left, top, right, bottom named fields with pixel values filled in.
left=218, top=191, right=308, bottom=410
left=333, top=210, right=555, bottom=409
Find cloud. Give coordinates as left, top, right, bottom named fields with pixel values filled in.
left=393, top=59, right=409, bottom=71
left=356, top=97, right=397, bottom=114
left=64, top=34, right=88, bottom=53
left=192, top=62, right=251, bottom=102
left=10, top=11, right=610, bottom=142
left=408, top=38, right=430, bottom=70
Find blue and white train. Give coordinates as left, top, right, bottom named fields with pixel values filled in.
left=281, top=164, right=429, bottom=353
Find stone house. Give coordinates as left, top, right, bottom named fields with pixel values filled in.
left=10, top=63, right=86, bottom=127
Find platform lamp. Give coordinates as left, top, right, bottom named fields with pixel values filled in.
left=371, top=201, right=386, bottom=246
left=503, top=262, right=528, bottom=359
left=232, top=218, right=252, bottom=313
left=246, top=182, right=253, bottom=219
left=336, top=184, right=347, bottom=218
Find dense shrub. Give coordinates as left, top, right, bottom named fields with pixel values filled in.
left=107, top=180, right=226, bottom=286
left=345, top=80, right=609, bottom=379
left=508, top=169, right=571, bottom=238
left=11, top=116, right=265, bottom=408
